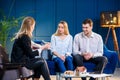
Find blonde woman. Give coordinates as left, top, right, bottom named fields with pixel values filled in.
left=11, top=17, right=51, bottom=80
left=51, top=21, right=73, bottom=73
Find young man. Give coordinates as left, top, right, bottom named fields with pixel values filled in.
left=73, top=19, right=108, bottom=80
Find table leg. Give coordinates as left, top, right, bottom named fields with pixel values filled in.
left=111, top=27, right=119, bottom=52
left=95, top=76, right=111, bottom=80
left=101, top=77, right=106, bottom=80
left=86, top=77, right=90, bottom=80
left=105, top=27, right=111, bottom=44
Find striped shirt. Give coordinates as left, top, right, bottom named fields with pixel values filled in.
left=73, top=32, right=103, bottom=57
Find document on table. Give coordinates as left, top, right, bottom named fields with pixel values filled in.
left=88, top=74, right=112, bottom=78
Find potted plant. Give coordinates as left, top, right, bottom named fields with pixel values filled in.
left=0, top=16, right=24, bottom=48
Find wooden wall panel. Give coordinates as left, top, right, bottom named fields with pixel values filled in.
left=55, top=0, right=75, bottom=36
left=76, top=0, right=97, bottom=34
left=0, top=0, right=120, bottom=53
left=35, top=0, right=55, bottom=41
left=97, top=0, right=120, bottom=50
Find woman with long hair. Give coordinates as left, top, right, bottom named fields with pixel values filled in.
left=51, top=21, right=73, bottom=73
left=11, top=17, right=51, bottom=80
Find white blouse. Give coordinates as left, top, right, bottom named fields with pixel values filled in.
left=51, top=34, right=73, bottom=58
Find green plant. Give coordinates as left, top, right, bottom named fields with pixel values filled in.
left=0, top=0, right=25, bottom=48
left=0, top=16, right=24, bottom=47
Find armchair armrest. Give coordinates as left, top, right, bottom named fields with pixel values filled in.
left=0, top=63, right=24, bottom=70
left=0, top=62, right=25, bottom=79
left=103, top=45, right=118, bottom=73
left=103, top=50, right=118, bottom=64
left=34, top=40, right=45, bottom=45
left=103, top=45, right=118, bottom=63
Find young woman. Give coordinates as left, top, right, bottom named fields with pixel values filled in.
left=51, top=21, right=73, bottom=73
left=11, top=17, right=51, bottom=80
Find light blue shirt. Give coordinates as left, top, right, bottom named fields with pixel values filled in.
left=51, top=34, right=73, bottom=58
left=73, top=32, right=103, bottom=57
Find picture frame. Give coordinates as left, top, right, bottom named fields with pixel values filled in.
left=100, top=11, right=118, bottom=25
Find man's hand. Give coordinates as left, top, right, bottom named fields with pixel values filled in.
left=83, top=52, right=93, bottom=60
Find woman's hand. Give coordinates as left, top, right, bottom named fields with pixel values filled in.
left=42, top=43, right=51, bottom=50
left=59, top=55, right=65, bottom=62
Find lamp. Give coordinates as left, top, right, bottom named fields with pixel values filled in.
left=100, top=11, right=120, bottom=60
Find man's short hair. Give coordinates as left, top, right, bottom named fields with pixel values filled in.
left=82, top=19, right=93, bottom=26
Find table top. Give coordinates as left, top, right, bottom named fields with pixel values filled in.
left=60, top=73, right=112, bottom=78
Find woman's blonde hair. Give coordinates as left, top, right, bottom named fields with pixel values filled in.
left=54, top=21, right=70, bottom=36
left=14, top=16, right=35, bottom=39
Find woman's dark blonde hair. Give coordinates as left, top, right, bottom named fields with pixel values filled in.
left=54, top=21, right=70, bottom=36
left=14, top=16, right=35, bottom=39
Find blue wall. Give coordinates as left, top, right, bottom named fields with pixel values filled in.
left=0, top=0, right=120, bottom=54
